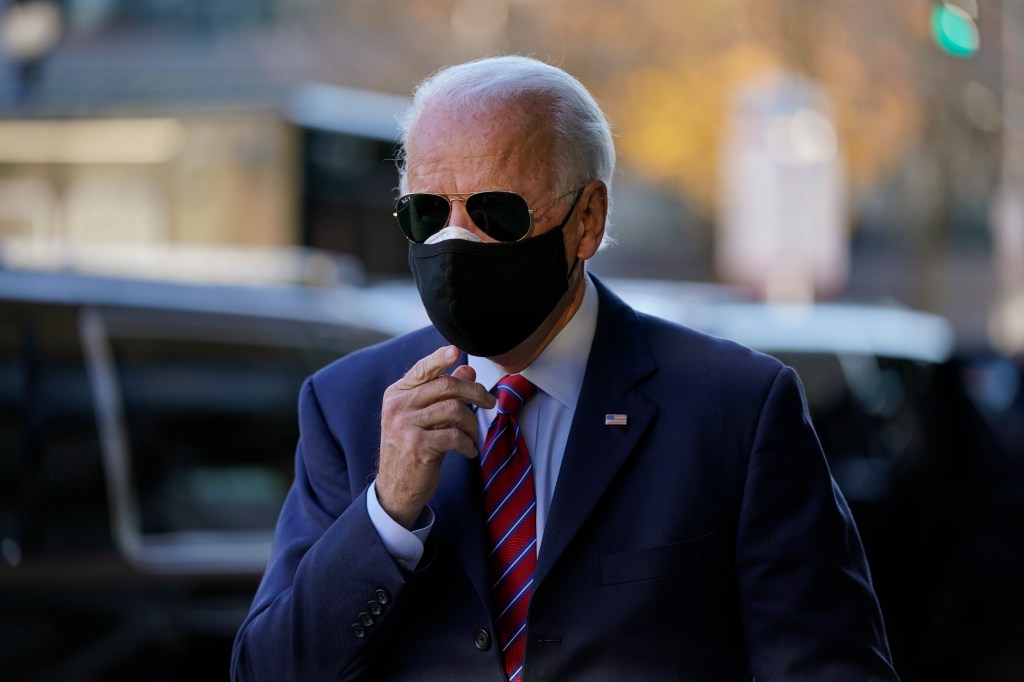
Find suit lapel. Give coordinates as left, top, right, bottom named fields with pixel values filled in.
left=432, top=354, right=492, bottom=614
left=535, top=277, right=658, bottom=584
left=434, top=450, right=492, bottom=612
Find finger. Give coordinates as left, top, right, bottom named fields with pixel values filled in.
left=453, top=403, right=480, bottom=444
left=395, top=345, right=461, bottom=390
left=424, top=424, right=479, bottom=460
left=410, top=373, right=495, bottom=411
left=449, top=365, right=494, bottom=411
left=415, top=399, right=480, bottom=442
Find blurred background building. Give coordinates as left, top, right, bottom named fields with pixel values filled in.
left=0, top=0, right=1019, bottom=350
left=1, top=1, right=1022, bottom=680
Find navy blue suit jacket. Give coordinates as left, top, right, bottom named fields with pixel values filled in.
left=232, top=277, right=898, bottom=680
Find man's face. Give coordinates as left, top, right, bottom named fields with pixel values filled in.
left=403, top=102, right=573, bottom=246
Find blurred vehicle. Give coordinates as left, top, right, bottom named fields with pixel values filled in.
left=0, top=248, right=396, bottom=681
left=2, top=263, right=996, bottom=681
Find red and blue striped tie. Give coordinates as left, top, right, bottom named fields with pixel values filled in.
left=480, top=375, right=538, bottom=682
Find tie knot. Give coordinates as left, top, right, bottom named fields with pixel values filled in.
left=494, top=375, right=537, bottom=416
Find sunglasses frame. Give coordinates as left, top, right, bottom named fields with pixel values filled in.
left=394, top=187, right=583, bottom=244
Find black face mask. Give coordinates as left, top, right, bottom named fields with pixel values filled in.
left=408, top=218, right=575, bottom=358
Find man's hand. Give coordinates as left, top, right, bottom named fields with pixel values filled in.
left=376, top=345, right=496, bottom=529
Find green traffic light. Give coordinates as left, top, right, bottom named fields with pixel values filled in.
left=931, top=4, right=980, bottom=57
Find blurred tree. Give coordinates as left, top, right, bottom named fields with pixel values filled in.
left=509, top=0, right=995, bottom=230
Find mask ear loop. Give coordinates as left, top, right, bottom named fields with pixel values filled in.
left=558, top=184, right=589, bottom=285
left=565, top=253, right=582, bottom=284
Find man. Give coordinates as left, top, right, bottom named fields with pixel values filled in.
left=232, top=56, right=898, bottom=681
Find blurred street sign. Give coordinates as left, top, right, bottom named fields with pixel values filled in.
left=990, top=0, right=1024, bottom=354
left=717, top=72, right=848, bottom=302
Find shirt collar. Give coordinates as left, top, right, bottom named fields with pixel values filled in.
left=469, top=273, right=598, bottom=411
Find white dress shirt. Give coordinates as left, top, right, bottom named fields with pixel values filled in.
left=367, top=275, right=599, bottom=569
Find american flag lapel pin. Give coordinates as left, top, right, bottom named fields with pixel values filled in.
left=604, top=413, right=628, bottom=427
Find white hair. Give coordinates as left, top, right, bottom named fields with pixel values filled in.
left=397, top=56, right=616, bottom=226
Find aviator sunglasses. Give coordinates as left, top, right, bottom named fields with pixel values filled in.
left=394, top=187, right=584, bottom=244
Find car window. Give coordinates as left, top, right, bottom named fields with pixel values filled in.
left=83, top=307, right=385, bottom=572
left=0, top=312, right=23, bottom=564
left=110, top=332, right=303, bottom=535
left=777, top=351, right=940, bottom=504
left=0, top=302, right=109, bottom=566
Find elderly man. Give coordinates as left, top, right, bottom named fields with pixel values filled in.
left=232, top=56, right=898, bottom=681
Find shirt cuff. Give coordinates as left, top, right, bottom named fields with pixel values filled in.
left=366, top=481, right=434, bottom=570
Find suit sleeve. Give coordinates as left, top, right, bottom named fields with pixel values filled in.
left=231, top=377, right=414, bottom=681
left=736, top=366, right=900, bottom=681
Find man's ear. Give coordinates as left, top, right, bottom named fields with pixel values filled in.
left=575, top=180, right=608, bottom=261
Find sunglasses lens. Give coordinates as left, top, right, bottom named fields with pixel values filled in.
left=396, top=194, right=451, bottom=243
left=466, top=192, right=532, bottom=242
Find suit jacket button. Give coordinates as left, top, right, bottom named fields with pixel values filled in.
left=375, top=588, right=391, bottom=605
left=474, top=628, right=492, bottom=651
left=359, top=612, right=375, bottom=627
left=351, top=623, right=366, bottom=638
left=367, top=600, right=383, bottom=616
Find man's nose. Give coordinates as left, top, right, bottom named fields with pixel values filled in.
left=448, top=199, right=495, bottom=242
